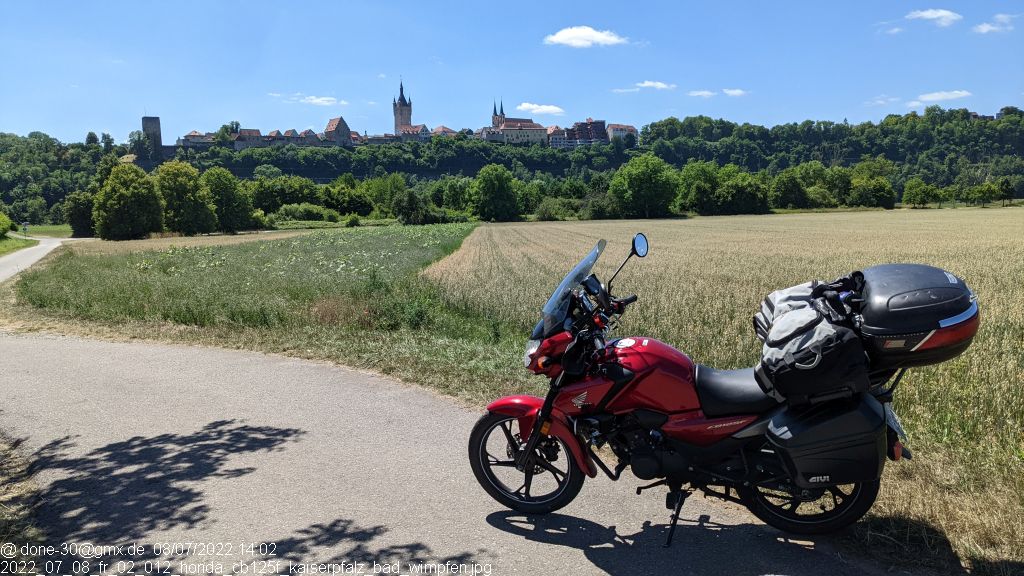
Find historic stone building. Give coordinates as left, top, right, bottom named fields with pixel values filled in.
left=477, top=101, right=546, bottom=145
left=393, top=81, right=413, bottom=135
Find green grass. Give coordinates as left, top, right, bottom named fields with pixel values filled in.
left=22, top=224, right=72, bottom=238
left=272, top=218, right=398, bottom=230
left=0, top=236, right=38, bottom=258
left=0, top=436, right=42, bottom=558
left=11, top=222, right=536, bottom=405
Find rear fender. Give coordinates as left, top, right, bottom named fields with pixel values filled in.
left=486, top=395, right=596, bottom=478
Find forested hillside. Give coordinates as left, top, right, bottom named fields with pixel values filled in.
left=1, top=105, right=1022, bottom=227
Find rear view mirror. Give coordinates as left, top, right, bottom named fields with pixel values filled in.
left=632, top=233, right=649, bottom=258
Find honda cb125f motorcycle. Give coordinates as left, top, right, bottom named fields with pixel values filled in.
left=469, top=234, right=979, bottom=545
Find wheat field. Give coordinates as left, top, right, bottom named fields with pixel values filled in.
left=425, top=208, right=1024, bottom=572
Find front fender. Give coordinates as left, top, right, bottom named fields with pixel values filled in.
left=486, top=395, right=596, bottom=478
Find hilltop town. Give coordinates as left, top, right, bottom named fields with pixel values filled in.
left=138, top=82, right=638, bottom=157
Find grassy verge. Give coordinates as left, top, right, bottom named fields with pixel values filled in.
left=0, top=435, right=43, bottom=559
left=0, top=236, right=38, bottom=258
left=21, top=224, right=71, bottom=238
left=3, top=224, right=539, bottom=407
left=272, top=218, right=398, bottom=229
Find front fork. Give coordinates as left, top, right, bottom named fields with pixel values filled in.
left=515, top=373, right=563, bottom=470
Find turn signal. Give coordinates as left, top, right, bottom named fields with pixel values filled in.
left=537, top=356, right=552, bottom=370
left=539, top=421, right=551, bottom=435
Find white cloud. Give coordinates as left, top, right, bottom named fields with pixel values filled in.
left=543, top=25, right=627, bottom=48
left=636, top=80, right=676, bottom=90
left=687, top=90, right=716, bottom=98
left=973, top=13, right=1016, bottom=33
left=516, top=102, right=565, bottom=115
left=885, top=26, right=904, bottom=34
left=366, top=100, right=378, bottom=106
left=611, top=87, right=641, bottom=93
left=918, top=89, right=971, bottom=102
left=865, top=94, right=901, bottom=106
left=292, top=95, right=349, bottom=106
left=906, top=101, right=923, bottom=107
left=905, top=9, right=962, bottom=27
left=377, top=73, right=387, bottom=78
left=722, top=88, right=747, bottom=97
left=267, top=92, right=282, bottom=98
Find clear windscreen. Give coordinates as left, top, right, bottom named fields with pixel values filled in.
left=539, top=240, right=606, bottom=336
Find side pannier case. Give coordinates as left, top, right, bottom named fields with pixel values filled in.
left=858, top=264, right=979, bottom=369
left=767, top=394, right=886, bottom=489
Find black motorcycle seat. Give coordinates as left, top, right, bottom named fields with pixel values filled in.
left=695, top=365, right=781, bottom=418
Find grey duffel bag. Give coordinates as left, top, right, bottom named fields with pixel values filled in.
left=754, top=303, right=871, bottom=404
left=753, top=281, right=821, bottom=343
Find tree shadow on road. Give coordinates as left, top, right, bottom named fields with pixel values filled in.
left=270, top=518, right=490, bottom=573
left=28, top=419, right=304, bottom=558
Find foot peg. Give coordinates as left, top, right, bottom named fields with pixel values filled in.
left=635, top=479, right=667, bottom=495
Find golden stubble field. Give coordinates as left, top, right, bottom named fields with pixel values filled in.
left=425, top=208, right=1024, bottom=571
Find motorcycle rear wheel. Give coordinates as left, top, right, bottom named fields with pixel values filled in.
left=469, top=411, right=585, bottom=514
left=738, top=480, right=879, bottom=535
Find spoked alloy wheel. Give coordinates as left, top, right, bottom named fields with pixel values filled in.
left=739, top=480, right=879, bottom=535
left=468, top=412, right=584, bottom=514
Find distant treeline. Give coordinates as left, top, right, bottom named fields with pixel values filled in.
left=1, top=105, right=1022, bottom=229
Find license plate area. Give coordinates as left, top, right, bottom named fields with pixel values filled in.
left=885, top=404, right=907, bottom=441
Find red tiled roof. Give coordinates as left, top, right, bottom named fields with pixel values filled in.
left=398, top=124, right=428, bottom=134
left=186, top=130, right=202, bottom=137
left=238, top=128, right=261, bottom=137
left=501, top=120, right=544, bottom=130
left=325, top=117, right=348, bottom=133
left=606, top=123, right=637, bottom=132
left=267, top=130, right=282, bottom=137
left=300, top=129, right=316, bottom=137
left=284, top=129, right=299, bottom=137
left=432, top=125, right=456, bottom=135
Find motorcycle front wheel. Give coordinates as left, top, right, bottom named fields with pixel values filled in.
left=737, top=479, right=880, bottom=535
left=468, top=412, right=585, bottom=514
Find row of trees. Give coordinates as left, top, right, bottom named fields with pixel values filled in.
left=68, top=162, right=255, bottom=240
left=3, top=105, right=1023, bottom=231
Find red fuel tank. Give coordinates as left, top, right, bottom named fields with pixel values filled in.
left=603, top=337, right=700, bottom=413
left=553, top=337, right=701, bottom=416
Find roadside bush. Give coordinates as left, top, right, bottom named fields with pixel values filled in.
left=202, top=167, right=252, bottom=233
left=609, top=153, right=677, bottom=218
left=344, top=214, right=361, bottom=227
left=849, top=177, right=896, bottom=209
left=250, top=209, right=270, bottom=230
left=0, top=212, right=10, bottom=238
left=535, top=197, right=581, bottom=221
left=275, top=203, right=340, bottom=222
left=92, top=164, right=164, bottom=240
left=579, top=194, right=622, bottom=220
left=155, top=161, right=218, bottom=236
left=63, top=191, right=95, bottom=237
left=471, top=164, right=519, bottom=222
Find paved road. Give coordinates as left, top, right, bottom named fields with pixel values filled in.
left=0, top=333, right=897, bottom=576
left=0, top=234, right=76, bottom=283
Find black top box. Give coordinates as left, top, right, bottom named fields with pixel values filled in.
left=858, top=264, right=979, bottom=369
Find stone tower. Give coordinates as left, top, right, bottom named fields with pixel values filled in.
left=392, top=81, right=412, bottom=134
left=141, top=116, right=163, bottom=158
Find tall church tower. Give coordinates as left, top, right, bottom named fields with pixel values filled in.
left=393, top=81, right=412, bottom=134
left=492, top=100, right=505, bottom=128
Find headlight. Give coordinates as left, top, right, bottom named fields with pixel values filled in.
left=523, top=339, right=541, bottom=367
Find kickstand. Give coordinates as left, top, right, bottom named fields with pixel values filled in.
left=663, top=489, right=688, bottom=548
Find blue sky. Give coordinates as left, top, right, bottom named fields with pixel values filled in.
left=1, top=1, right=1021, bottom=143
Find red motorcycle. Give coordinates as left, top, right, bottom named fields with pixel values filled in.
left=469, top=233, right=979, bottom=545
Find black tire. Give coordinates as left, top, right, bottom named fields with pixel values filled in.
left=468, top=411, right=585, bottom=514
left=738, top=480, right=880, bottom=535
